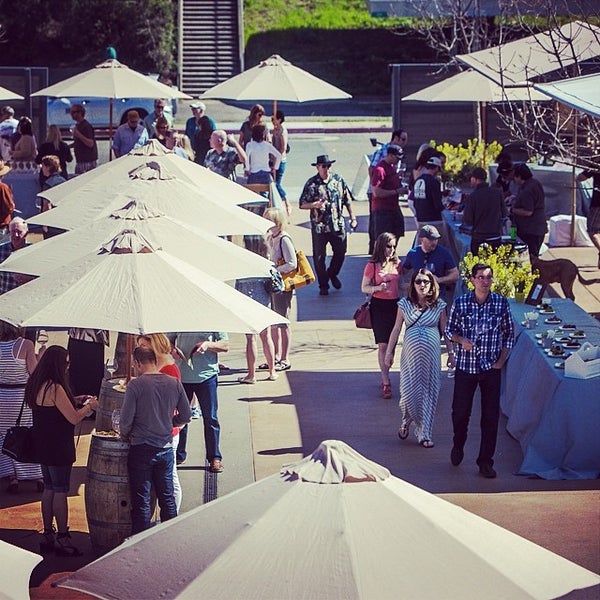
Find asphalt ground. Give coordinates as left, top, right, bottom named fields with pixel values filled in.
left=0, top=108, right=599, bottom=597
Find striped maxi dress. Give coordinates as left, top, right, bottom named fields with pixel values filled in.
left=397, top=297, right=447, bottom=443
left=0, top=338, right=42, bottom=481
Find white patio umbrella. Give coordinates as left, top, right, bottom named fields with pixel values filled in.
left=0, top=85, right=24, bottom=101
left=0, top=540, right=42, bottom=600
left=30, top=57, right=191, bottom=143
left=403, top=68, right=550, bottom=142
left=0, top=230, right=286, bottom=335
left=55, top=440, right=600, bottom=600
left=28, top=158, right=272, bottom=235
left=457, top=20, right=600, bottom=86
left=534, top=72, right=600, bottom=119
left=201, top=53, right=351, bottom=114
left=35, top=141, right=268, bottom=212
left=0, top=201, right=272, bottom=280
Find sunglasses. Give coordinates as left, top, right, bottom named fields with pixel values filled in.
left=386, top=244, right=396, bottom=249
left=415, top=278, right=431, bottom=285
left=475, top=275, right=493, bottom=281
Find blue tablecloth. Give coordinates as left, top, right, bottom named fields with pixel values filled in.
left=505, top=299, right=600, bottom=479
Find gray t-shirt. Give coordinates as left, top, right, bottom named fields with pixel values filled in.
left=120, top=373, right=191, bottom=448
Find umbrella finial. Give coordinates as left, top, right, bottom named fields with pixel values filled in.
left=106, top=46, right=117, bottom=60
left=281, top=440, right=390, bottom=484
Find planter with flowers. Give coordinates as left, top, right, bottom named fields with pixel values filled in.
left=460, top=244, right=538, bottom=300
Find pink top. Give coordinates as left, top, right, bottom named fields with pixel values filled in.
left=363, top=260, right=402, bottom=300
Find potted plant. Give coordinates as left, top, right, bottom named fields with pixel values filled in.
left=459, top=244, right=538, bottom=300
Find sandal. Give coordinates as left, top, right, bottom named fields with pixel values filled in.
left=257, top=363, right=270, bottom=370
left=55, top=531, right=82, bottom=557
left=267, top=373, right=278, bottom=381
left=275, top=360, right=291, bottom=371
left=237, top=376, right=256, bottom=384
left=381, top=383, right=392, bottom=399
left=398, top=423, right=409, bottom=440
left=209, top=459, right=224, bottom=473
left=420, top=440, right=435, bottom=448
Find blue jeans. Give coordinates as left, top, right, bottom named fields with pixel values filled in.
left=247, top=170, right=272, bottom=185
left=274, top=160, right=287, bottom=200
left=128, top=443, right=176, bottom=534
left=183, top=376, right=221, bottom=462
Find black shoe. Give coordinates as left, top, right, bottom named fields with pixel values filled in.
left=479, top=464, right=497, bottom=478
left=450, top=447, right=463, bottom=466
left=329, top=274, right=342, bottom=289
left=319, top=288, right=329, bottom=296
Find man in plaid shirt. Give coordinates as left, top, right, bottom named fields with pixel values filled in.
left=445, top=262, right=514, bottom=479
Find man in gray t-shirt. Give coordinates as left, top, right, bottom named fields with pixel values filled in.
left=120, top=346, right=191, bottom=534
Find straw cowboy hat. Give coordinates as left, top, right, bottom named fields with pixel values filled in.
left=0, top=160, right=12, bottom=177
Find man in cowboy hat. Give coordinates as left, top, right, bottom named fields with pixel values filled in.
left=299, top=154, right=357, bottom=295
left=0, top=160, right=14, bottom=237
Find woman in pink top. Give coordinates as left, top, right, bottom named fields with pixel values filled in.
left=360, top=232, right=402, bottom=399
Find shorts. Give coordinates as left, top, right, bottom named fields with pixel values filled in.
left=271, top=290, right=293, bottom=322
left=41, top=464, right=72, bottom=493
left=587, top=206, right=600, bottom=234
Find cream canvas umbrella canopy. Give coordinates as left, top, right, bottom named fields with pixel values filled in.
left=0, top=540, right=42, bottom=600
left=35, top=141, right=267, bottom=212
left=201, top=53, right=351, bottom=114
left=0, top=230, right=286, bottom=335
left=55, top=440, right=600, bottom=600
left=28, top=158, right=272, bottom=235
left=534, top=72, right=600, bottom=119
left=0, top=86, right=24, bottom=101
left=0, top=200, right=272, bottom=280
left=403, top=68, right=550, bottom=142
left=457, top=21, right=600, bottom=86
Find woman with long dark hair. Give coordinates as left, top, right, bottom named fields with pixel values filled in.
left=25, top=345, right=99, bottom=556
left=360, top=232, right=402, bottom=399
left=385, top=269, right=453, bottom=447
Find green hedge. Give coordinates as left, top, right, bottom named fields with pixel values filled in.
left=244, top=28, right=437, bottom=95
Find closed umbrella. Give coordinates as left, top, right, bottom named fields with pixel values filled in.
left=201, top=54, right=351, bottom=115
left=0, top=230, right=286, bottom=335
left=55, top=440, right=600, bottom=600
left=0, top=86, right=24, bottom=101
left=0, top=200, right=273, bottom=280
left=28, top=157, right=272, bottom=235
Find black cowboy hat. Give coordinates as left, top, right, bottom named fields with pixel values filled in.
left=311, top=154, right=336, bottom=166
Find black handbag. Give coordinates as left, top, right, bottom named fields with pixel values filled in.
left=2, top=399, right=36, bottom=463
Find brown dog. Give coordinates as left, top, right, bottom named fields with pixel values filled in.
left=532, top=257, right=600, bottom=301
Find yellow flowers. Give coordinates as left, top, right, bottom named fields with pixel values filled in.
left=432, top=138, right=504, bottom=185
left=460, top=244, right=539, bottom=298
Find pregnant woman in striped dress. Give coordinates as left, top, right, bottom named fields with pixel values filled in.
left=384, top=269, right=454, bottom=447
left=0, top=320, right=43, bottom=492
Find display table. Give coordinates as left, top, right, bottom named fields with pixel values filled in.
left=505, top=300, right=600, bottom=479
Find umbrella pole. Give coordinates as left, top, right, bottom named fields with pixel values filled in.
left=126, top=333, right=134, bottom=382
left=273, top=99, right=278, bottom=119
left=571, top=112, right=578, bottom=246
left=109, top=98, right=114, bottom=161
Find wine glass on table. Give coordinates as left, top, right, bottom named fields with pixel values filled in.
left=105, top=357, right=118, bottom=380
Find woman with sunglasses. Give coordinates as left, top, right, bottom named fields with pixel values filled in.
left=361, top=232, right=402, bottom=399
left=384, top=268, right=453, bottom=447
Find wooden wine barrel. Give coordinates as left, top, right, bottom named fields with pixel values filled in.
left=85, top=433, right=131, bottom=555
left=95, top=378, right=125, bottom=432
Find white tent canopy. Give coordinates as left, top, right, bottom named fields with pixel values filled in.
left=0, top=86, right=24, bottom=101
left=56, top=440, right=600, bottom=599
left=457, top=21, right=600, bottom=86
left=534, top=72, right=600, bottom=118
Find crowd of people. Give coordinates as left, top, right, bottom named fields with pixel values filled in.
left=0, top=98, right=598, bottom=559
